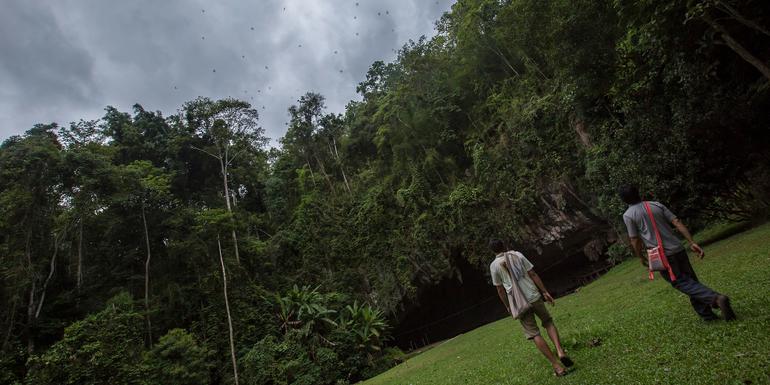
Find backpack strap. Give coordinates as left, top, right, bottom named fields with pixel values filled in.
left=642, top=201, right=677, bottom=281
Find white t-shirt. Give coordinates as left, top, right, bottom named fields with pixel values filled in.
left=489, top=251, right=541, bottom=304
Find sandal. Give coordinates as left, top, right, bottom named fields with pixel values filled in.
left=553, top=367, right=569, bottom=377
left=559, top=355, right=574, bottom=368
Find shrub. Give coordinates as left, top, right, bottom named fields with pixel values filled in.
left=24, top=292, right=144, bottom=385
left=605, top=242, right=632, bottom=265
left=0, top=344, right=23, bottom=385
left=141, top=328, right=212, bottom=385
left=240, top=331, right=343, bottom=385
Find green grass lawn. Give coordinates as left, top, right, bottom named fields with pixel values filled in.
left=363, top=223, right=770, bottom=385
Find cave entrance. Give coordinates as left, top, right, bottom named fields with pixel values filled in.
left=391, top=249, right=613, bottom=350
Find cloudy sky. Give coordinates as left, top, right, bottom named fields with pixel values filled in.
left=0, top=0, right=453, bottom=146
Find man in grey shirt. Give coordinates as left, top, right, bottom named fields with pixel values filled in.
left=619, top=185, right=736, bottom=321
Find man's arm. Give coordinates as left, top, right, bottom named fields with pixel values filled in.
left=495, top=285, right=510, bottom=314
left=672, top=218, right=705, bottom=258
left=629, top=236, right=646, bottom=266
left=623, top=214, right=645, bottom=265
left=527, top=270, right=555, bottom=305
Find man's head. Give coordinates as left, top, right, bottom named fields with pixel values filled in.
left=617, top=184, right=642, bottom=205
left=488, top=238, right=506, bottom=254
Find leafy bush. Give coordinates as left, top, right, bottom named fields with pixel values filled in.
left=276, top=285, right=337, bottom=329
left=338, top=301, right=388, bottom=357
left=0, top=344, right=23, bottom=385
left=141, top=328, right=212, bottom=385
left=329, top=329, right=400, bottom=383
left=605, top=242, right=632, bottom=265
left=241, top=287, right=393, bottom=385
left=24, top=292, right=144, bottom=385
left=240, top=331, right=342, bottom=385
left=363, top=347, right=405, bottom=380
left=707, top=159, right=770, bottom=222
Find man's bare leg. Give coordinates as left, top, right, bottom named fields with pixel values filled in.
left=532, top=335, right=566, bottom=373
left=544, top=323, right=567, bottom=358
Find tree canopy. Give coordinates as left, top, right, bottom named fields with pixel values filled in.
left=1, top=1, right=769, bottom=384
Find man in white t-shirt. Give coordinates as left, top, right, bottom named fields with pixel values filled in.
left=489, top=239, right=573, bottom=377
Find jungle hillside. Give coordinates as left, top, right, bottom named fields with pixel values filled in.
left=2, top=0, right=770, bottom=384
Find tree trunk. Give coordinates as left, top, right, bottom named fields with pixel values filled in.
left=703, top=14, right=770, bottom=81
left=327, top=141, right=335, bottom=163
left=35, top=228, right=64, bottom=319
left=77, top=219, right=83, bottom=290
left=141, top=202, right=153, bottom=346
left=484, top=40, right=519, bottom=77
left=314, top=154, right=336, bottom=194
left=26, top=282, right=35, bottom=354
left=2, top=298, right=18, bottom=353
left=331, top=137, right=340, bottom=160
left=220, top=158, right=241, bottom=265
left=522, top=53, right=550, bottom=81
left=217, top=234, right=240, bottom=385
left=340, top=166, right=352, bottom=194
left=305, top=157, right=317, bottom=186
left=25, top=232, right=34, bottom=354
left=570, top=115, right=592, bottom=148
left=331, top=137, right=351, bottom=193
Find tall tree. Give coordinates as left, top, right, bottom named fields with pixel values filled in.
left=184, top=98, right=266, bottom=265
left=0, top=125, right=66, bottom=353
left=117, top=160, right=172, bottom=345
left=195, top=209, right=240, bottom=385
left=59, top=119, right=110, bottom=291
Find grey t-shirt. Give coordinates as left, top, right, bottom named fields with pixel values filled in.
left=490, top=251, right=542, bottom=304
left=623, top=201, right=684, bottom=255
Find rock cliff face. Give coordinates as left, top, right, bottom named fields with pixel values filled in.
left=392, top=183, right=618, bottom=349
left=514, top=183, right=615, bottom=267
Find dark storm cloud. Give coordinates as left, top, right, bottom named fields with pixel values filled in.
left=0, top=1, right=99, bottom=134
left=0, top=0, right=453, bottom=145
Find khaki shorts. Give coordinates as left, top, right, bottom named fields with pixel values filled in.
left=519, top=299, right=553, bottom=339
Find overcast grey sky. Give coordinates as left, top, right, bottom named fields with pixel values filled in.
left=0, top=0, right=452, bottom=146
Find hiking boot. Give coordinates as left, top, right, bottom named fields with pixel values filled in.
left=716, top=295, right=736, bottom=321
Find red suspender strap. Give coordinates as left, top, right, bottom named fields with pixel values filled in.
left=643, top=201, right=677, bottom=282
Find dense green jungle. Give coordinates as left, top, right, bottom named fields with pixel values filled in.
left=2, top=0, right=770, bottom=384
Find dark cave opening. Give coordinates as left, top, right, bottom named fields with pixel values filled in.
left=391, top=250, right=613, bottom=350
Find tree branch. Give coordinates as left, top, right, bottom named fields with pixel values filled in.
left=716, top=2, right=770, bottom=37
left=191, top=145, right=222, bottom=160
left=703, top=14, right=770, bottom=81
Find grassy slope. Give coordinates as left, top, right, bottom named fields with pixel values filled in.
left=364, top=223, right=770, bottom=385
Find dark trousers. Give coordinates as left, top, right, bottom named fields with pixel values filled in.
left=660, top=250, right=721, bottom=320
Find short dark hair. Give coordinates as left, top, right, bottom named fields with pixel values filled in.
left=488, top=239, right=506, bottom=253
left=617, top=184, right=642, bottom=205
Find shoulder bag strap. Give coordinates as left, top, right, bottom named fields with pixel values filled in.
left=503, top=252, right=516, bottom=281
left=506, top=251, right=526, bottom=280
left=642, top=201, right=676, bottom=281
left=503, top=252, right=530, bottom=316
